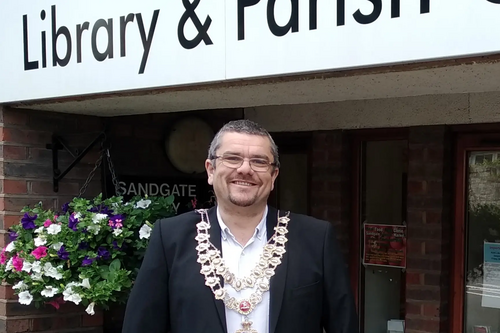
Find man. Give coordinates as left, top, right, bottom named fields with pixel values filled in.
left=122, top=119, right=358, bottom=333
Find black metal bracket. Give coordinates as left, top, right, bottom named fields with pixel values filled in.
left=46, top=132, right=106, bottom=192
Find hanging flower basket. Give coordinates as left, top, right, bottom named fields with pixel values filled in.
left=0, top=193, right=175, bottom=315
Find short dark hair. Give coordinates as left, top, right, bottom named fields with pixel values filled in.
left=208, top=119, right=280, bottom=168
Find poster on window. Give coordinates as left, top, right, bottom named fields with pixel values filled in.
left=481, top=242, right=500, bottom=309
left=363, top=223, right=407, bottom=269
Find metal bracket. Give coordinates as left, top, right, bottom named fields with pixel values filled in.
left=46, top=132, right=106, bottom=192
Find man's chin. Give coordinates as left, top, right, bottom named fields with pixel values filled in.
left=228, top=195, right=256, bottom=207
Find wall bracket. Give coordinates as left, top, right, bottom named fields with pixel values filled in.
left=46, top=132, right=106, bottom=192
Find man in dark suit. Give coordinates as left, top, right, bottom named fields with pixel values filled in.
left=122, top=120, right=358, bottom=333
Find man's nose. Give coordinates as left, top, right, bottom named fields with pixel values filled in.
left=236, top=159, right=254, bottom=174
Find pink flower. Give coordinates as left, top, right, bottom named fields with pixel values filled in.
left=54, top=215, right=58, bottom=220
left=0, top=248, right=7, bottom=265
left=31, top=246, right=48, bottom=260
left=12, top=255, right=23, bottom=271
left=46, top=296, right=65, bottom=309
left=43, top=219, right=52, bottom=227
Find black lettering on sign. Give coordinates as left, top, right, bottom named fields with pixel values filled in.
left=337, top=0, right=345, bottom=26
left=267, top=0, right=299, bottom=37
left=41, top=10, right=47, bottom=68
left=120, top=14, right=135, bottom=57
left=136, top=10, right=160, bottom=74
left=76, top=22, right=90, bottom=63
left=309, top=0, right=317, bottom=30
left=23, top=15, right=39, bottom=70
left=178, top=0, right=213, bottom=49
left=51, top=5, right=72, bottom=67
left=238, top=0, right=260, bottom=40
left=391, top=0, right=400, bottom=18
left=353, top=0, right=382, bottom=24
left=91, top=19, right=114, bottom=62
left=421, top=0, right=430, bottom=13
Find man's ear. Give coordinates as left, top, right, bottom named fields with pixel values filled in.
left=205, top=159, right=214, bottom=185
left=270, top=167, right=279, bottom=191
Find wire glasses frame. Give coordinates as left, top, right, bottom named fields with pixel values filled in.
left=211, top=154, right=277, bottom=172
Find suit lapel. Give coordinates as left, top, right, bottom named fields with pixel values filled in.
left=267, top=207, right=288, bottom=333
left=207, top=207, right=228, bottom=333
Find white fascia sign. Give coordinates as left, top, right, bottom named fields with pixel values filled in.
left=1, top=0, right=500, bottom=103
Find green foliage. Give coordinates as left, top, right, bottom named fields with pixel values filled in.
left=0, top=194, right=175, bottom=313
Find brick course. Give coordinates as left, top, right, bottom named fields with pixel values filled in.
left=405, top=126, right=452, bottom=333
left=309, top=131, right=351, bottom=256
left=0, top=106, right=103, bottom=333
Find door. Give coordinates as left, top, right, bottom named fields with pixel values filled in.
left=352, top=133, right=408, bottom=333
left=453, top=134, right=500, bottom=333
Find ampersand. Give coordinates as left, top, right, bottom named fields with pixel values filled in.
left=178, top=0, right=213, bottom=49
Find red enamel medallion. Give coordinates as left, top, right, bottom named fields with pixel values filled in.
left=239, top=300, right=251, bottom=313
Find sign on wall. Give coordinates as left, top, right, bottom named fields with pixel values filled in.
left=2, top=0, right=500, bottom=103
left=108, top=175, right=216, bottom=215
left=363, top=223, right=407, bottom=269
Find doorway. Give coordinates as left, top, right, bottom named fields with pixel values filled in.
left=452, top=134, right=500, bottom=333
left=352, top=134, right=408, bottom=333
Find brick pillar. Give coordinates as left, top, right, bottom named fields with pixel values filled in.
left=0, top=106, right=104, bottom=332
left=405, top=126, right=452, bottom=333
left=310, top=131, right=351, bottom=256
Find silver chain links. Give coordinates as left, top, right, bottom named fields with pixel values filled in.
left=78, top=137, right=120, bottom=197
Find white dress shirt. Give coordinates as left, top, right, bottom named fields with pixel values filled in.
left=217, top=206, right=270, bottom=333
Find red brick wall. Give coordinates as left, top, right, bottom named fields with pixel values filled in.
left=405, top=126, right=452, bottom=333
left=309, top=131, right=351, bottom=255
left=0, top=106, right=104, bottom=333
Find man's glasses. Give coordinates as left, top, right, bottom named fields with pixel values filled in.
left=212, top=154, right=277, bottom=172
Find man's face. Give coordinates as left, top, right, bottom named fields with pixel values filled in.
left=205, top=132, right=279, bottom=208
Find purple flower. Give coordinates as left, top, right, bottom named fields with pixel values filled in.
left=21, top=213, right=37, bottom=230
left=61, top=202, right=69, bottom=213
left=97, top=247, right=110, bottom=260
left=8, top=230, right=18, bottom=242
left=68, top=213, right=79, bottom=231
left=89, top=205, right=114, bottom=215
left=78, top=242, right=89, bottom=250
left=81, top=256, right=95, bottom=266
left=57, top=246, right=69, bottom=260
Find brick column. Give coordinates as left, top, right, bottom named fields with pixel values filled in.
left=310, top=131, right=351, bottom=256
left=405, top=126, right=452, bottom=333
left=0, top=106, right=104, bottom=333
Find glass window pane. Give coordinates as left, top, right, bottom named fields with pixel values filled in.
left=465, top=151, right=500, bottom=333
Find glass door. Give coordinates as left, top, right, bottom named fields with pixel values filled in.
left=453, top=134, right=500, bottom=333
left=355, top=139, right=408, bottom=333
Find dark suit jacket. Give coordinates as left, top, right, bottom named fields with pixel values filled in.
left=122, top=206, right=359, bottom=333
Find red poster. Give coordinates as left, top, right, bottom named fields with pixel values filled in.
left=363, top=223, right=407, bottom=268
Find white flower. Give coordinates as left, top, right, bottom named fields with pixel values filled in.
left=41, top=286, right=58, bottom=298
left=51, top=242, right=64, bottom=251
left=87, top=225, right=101, bottom=235
left=135, top=199, right=152, bottom=209
left=44, top=263, right=63, bottom=280
left=46, top=224, right=62, bottom=235
left=63, top=286, right=82, bottom=305
left=80, top=278, right=91, bottom=289
left=139, top=224, right=152, bottom=239
left=34, top=227, right=44, bottom=234
left=18, top=291, right=33, bottom=305
left=92, top=213, right=108, bottom=224
left=85, top=302, right=95, bottom=315
left=22, top=261, right=33, bottom=273
left=31, top=261, right=42, bottom=273
left=5, top=242, right=15, bottom=252
left=31, top=272, right=43, bottom=281
left=113, top=228, right=123, bottom=236
left=34, top=237, right=47, bottom=247
left=12, top=281, right=28, bottom=291
left=74, top=212, right=82, bottom=220
left=5, top=258, right=14, bottom=271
